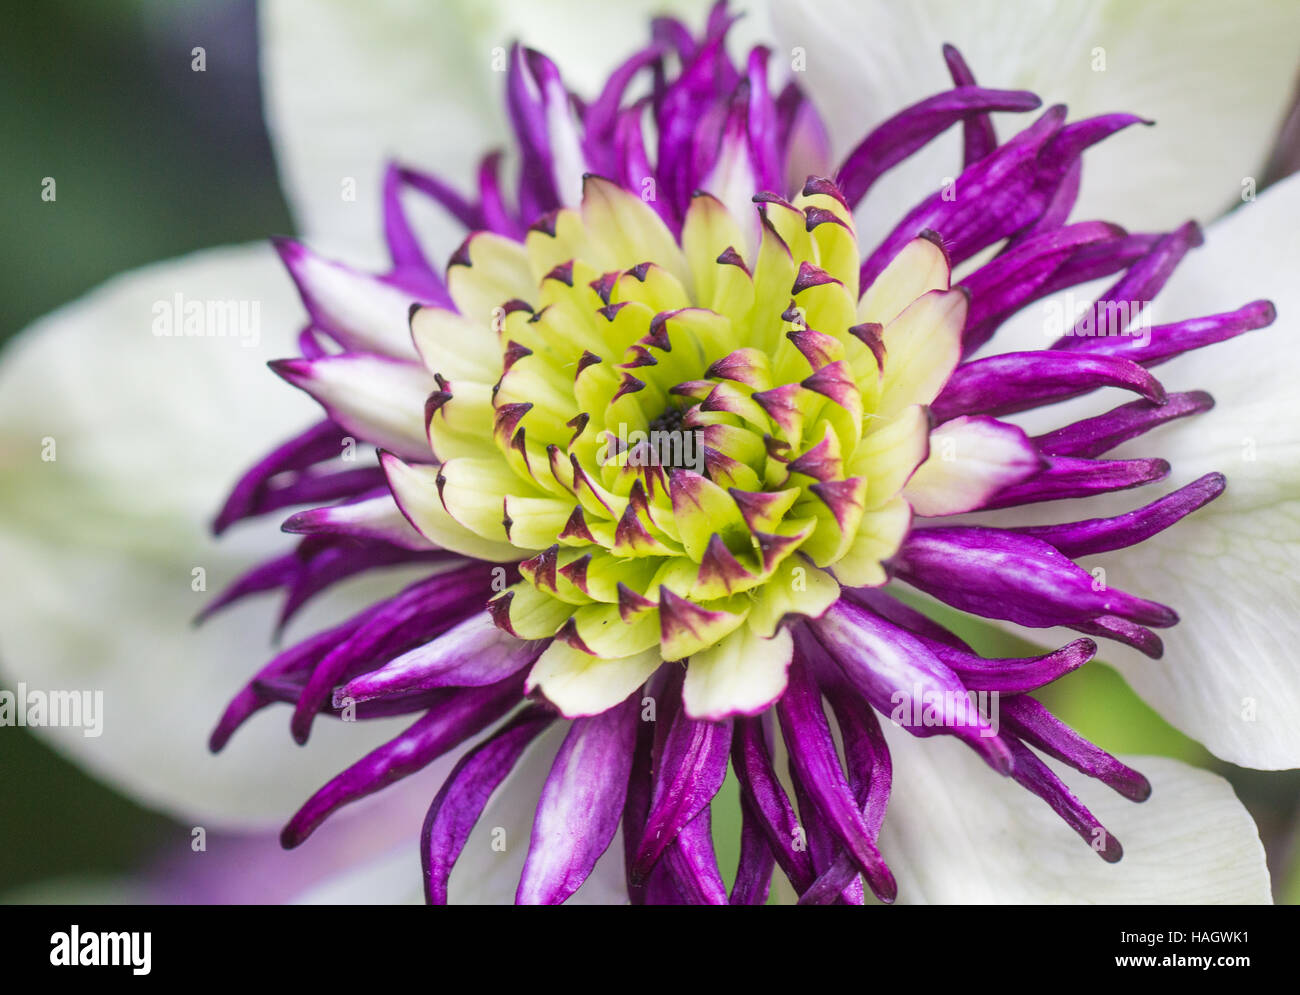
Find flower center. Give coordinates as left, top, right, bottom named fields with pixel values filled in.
left=408, top=175, right=964, bottom=679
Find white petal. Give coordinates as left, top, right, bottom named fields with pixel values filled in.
left=1088, top=172, right=1300, bottom=769
left=683, top=625, right=793, bottom=720
left=526, top=641, right=661, bottom=718
left=879, top=730, right=1271, bottom=903
left=773, top=0, right=1300, bottom=234
left=967, top=175, right=1300, bottom=769
left=904, top=415, right=1042, bottom=516
left=0, top=244, right=430, bottom=826
left=273, top=353, right=435, bottom=460
left=261, top=0, right=730, bottom=265
left=292, top=842, right=424, bottom=904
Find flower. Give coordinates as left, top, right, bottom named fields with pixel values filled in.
left=196, top=3, right=1281, bottom=905
left=4, top=0, right=1298, bottom=905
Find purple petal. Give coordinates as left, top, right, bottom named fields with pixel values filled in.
left=660, top=809, right=728, bottom=905
left=978, top=455, right=1170, bottom=509
left=931, top=350, right=1166, bottom=422
left=958, top=221, right=1125, bottom=354
left=633, top=709, right=732, bottom=878
left=1002, top=696, right=1151, bottom=801
left=213, top=420, right=353, bottom=535
left=1069, top=615, right=1164, bottom=659
left=731, top=714, right=816, bottom=892
left=730, top=794, right=776, bottom=905
left=807, top=607, right=1011, bottom=773
left=775, top=655, right=897, bottom=902
left=895, top=527, right=1178, bottom=629
left=1055, top=300, right=1277, bottom=367
left=942, top=44, right=997, bottom=165
left=422, top=705, right=555, bottom=904
left=1053, top=221, right=1202, bottom=346
left=1008, top=472, right=1226, bottom=556
left=1032, top=390, right=1215, bottom=458
left=209, top=617, right=360, bottom=752
left=1002, top=734, right=1124, bottom=862
left=289, top=562, right=498, bottom=743
left=281, top=488, right=432, bottom=550
left=836, top=86, right=1042, bottom=208
left=516, top=693, right=641, bottom=904
left=337, top=611, right=544, bottom=704
left=281, top=674, right=524, bottom=848
left=923, top=637, right=1097, bottom=694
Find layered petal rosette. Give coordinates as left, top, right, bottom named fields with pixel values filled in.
left=204, top=4, right=1278, bottom=904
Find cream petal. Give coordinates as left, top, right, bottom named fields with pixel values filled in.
left=879, top=729, right=1271, bottom=904
left=683, top=625, right=794, bottom=720
left=904, top=415, right=1042, bottom=516
left=0, top=244, right=431, bottom=825
left=261, top=0, right=730, bottom=265
left=526, top=641, right=662, bottom=718
left=773, top=0, right=1300, bottom=237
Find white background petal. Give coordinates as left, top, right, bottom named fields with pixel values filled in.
left=1086, top=173, right=1300, bottom=770
left=879, top=728, right=1271, bottom=903
left=261, top=0, right=755, bottom=266
left=964, top=174, right=1300, bottom=770
left=771, top=0, right=1300, bottom=238
left=0, top=243, right=434, bottom=826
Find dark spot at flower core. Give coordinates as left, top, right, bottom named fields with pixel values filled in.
left=646, top=405, right=705, bottom=475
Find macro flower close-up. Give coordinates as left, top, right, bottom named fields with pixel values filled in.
left=4, top=0, right=1300, bottom=924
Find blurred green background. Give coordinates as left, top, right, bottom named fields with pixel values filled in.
left=1, top=0, right=1297, bottom=903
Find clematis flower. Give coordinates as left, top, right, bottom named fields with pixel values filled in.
left=191, top=2, right=1293, bottom=905
left=4, top=0, right=1299, bottom=905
